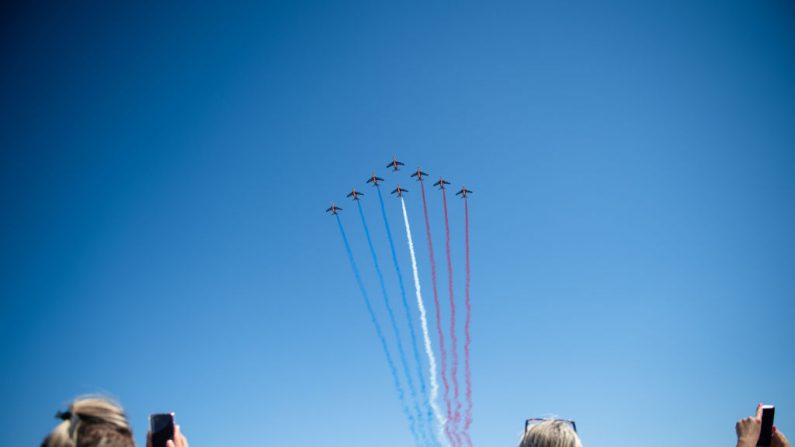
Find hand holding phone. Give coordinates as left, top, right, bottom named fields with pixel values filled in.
left=758, top=405, right=775, bottom=447
left=149, top=413, right=175, bottom=447
left=147, top=413, right=190, bottom=447
left=736, top=404, right=779, bottom=447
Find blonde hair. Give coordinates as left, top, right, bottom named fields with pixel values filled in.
left=42, top=396, right=134, bottom=447
left=519, top=420, right=582, bottom=447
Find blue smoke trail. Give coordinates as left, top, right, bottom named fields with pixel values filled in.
left=336, top=215, right=421, bottom=446
left=376, top=186, right=439, bottom=446
left=357, top=200, right=429, bottom=447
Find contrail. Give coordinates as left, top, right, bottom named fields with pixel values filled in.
left=441, top=187, right=462, bottom=444
left=420, top=181, right=457, bottom=447
left=335, top=214, right=421, bottom=446
left=357, top=200, right=429, bottom=447
left=375, top=186, right=436, bottom=446
left=401, top=196, right=449, bottom=447
left=462, top=198, right=473, bottom=447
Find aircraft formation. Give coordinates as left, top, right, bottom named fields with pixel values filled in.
left=327, top=158, right=472, bottom=214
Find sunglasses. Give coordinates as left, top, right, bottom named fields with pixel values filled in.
left=525, top=418, right=577, bottom=433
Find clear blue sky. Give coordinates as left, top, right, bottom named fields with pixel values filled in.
left=1, top=1, right=794, bottom=446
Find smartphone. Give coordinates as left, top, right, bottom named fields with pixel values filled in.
left=758, top=405, right=775, bottom=447
left=149, top=413, right=175, bottom=447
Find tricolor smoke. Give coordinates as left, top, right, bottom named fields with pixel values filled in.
left=400, top=196, right=449, bottom=447
left=357, top=199, right=429, bottom=446
left=335, top=215, right=420, bottom=446
left=331, top=164, right=474, bottom=447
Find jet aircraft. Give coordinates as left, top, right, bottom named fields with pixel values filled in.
left=456, top=187, right=473, bottom=198
left=326, top=203, right=343, bottom=215
left=391, top=185, right=408, bottom=197
left=410, top=168, right=429, bottom=181
left=346, top=188, right=365, bottom=201
left=366, top=173, right=384, bottom=186
left=386, top=157, right=405, bottom=171
left=433, top=177, right=451, bottom=190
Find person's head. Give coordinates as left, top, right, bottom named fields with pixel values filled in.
left=41, top=396, right=134, bottom=447
left=519, top=419, right=582, bottom=447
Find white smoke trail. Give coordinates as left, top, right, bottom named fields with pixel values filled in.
left=401, top=196, right=449, bottom=447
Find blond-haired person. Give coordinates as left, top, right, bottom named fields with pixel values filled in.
left=41, top=396, right=134, bottom=447
left=519, top=418, right=582, bottom=447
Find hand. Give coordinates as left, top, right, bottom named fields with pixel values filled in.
left=146, top=425, right=190, bottom=447
left=772, top=427, right=791, bottom=447
left=736, top=404, right=764, bottom=447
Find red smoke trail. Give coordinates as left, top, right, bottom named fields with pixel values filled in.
left=441, top=187, right=461, bottom=445
left=462, top=198, right=473, bottom=447
left=420, top=180, right=457, bottom=447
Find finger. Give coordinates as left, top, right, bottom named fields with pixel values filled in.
left=774, top=428, right=790, bottom=444
left=147, top=432, right=153, bottom=447
left=756, top=403, right=764, bottom=420
left=175, top=424, right=188, bottom=447
left=166, top=441, right=175, bottom=447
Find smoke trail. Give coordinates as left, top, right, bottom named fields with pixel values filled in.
left=375, top=186, right=436, bottom=446
left=357, top=200, right=429, bottom=447
left=462, top=198, right=473, bottom=447
left=401, top=196, right=449, bottom=447
left=441, top=188, right=462, bottom=443
left=420, top=181, right=457, bottom=447
left=335, top=215, right=421, bottom=446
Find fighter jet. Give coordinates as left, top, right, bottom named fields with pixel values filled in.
left=433, top=177, right=451, bottom=190
left=326, top=203, right=343, bottom=215
left=386, top=157, right=405, bottom=171
left=366, top=172, right=384, bottom=186
left=456, top=187, right=473, bottom=198
left=391, top=185, right=409, bottom=197
left=346, top=188, right=365, bottom=201
left=410, top=168, right=429, bottom=181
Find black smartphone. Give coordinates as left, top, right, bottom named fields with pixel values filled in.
left=758, top=405, right=775, bottom=447
left=150, top=413, right=175, bottom=447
